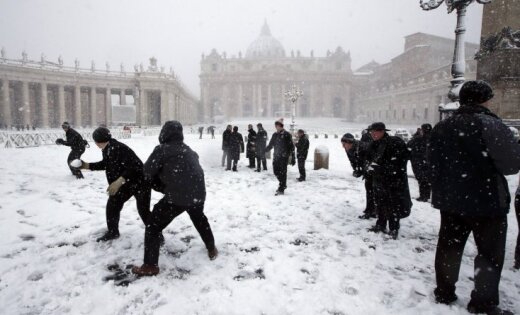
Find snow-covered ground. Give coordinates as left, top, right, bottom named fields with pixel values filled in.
left=0, top=119, right=519, bottom=315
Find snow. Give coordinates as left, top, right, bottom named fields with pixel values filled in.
left=70, top=159, right=82, bottom=168
left=0, top=119, right=519, bottom=315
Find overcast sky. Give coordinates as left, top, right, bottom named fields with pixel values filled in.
left=0, top=0, right=484, bottom=94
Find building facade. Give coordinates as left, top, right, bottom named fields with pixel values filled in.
left=0, top=53, right=198, bottom=129
left=200, top=22, right=353, bottom=122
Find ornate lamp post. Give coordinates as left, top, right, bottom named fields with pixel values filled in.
left=284, top=84, right=303, bottom=134
left=420, top=0, right=492, bottom=120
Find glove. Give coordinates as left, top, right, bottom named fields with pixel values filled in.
left=107, top=177, right=125, bottom=196
left=56, top=138, right=65, bottom=145
left=353, top=170, right=362, bottom=178
left=80, top=161, right=90, bottom=170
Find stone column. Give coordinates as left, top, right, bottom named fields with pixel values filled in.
left=222, top=84, right=228, bottom=118
left=21, top=81, right=31, bottom=126
left=252, top=84, right=256, bottom=117
left=74, top=85, right=82, bottom=126
left=257, top=84, right=263, bottom=117
left=267, top=84, right=272, bottom=117
left=160, top=89, right=169, bottom=124
left=139, top=89, right=147, bottom=126
left=105, top=88, right=112, bottom=126
left=238, top=83, right=243, bottom=117
left=90, top=87, right=97, bottom=127
left=1, top=79, right=12, bottom=127
left=281, top=84, right=286, bottom=117
left=40, top=82, right=49, bottom=128
left=58, top=85, right=66, bottom=123
left=120, top=89, right=126, bottom=105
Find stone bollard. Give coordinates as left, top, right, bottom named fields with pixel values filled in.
left=334, top=134, right=338, bottom=139
left=314, top=146, right=329, bottom=170
left=314, top=134, right=319, bottom=139
left=324, top=134, right=328, bottom=139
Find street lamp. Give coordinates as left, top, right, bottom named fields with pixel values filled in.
left=420, top=0, right=492, bottom=120
left=284, top=84, right=303, bottom=134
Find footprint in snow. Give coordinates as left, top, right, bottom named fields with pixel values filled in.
left=19, top=234, right=35, bottom=241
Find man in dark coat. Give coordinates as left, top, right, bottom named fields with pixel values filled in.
left=227, top=126, right=244, bottom=171
left=246, top=124, right=257, bottom=168
left=221, top=125, right=232, bottom=167
left=365, top=122, right=412, bottom=239
left=341, top=133, right=375, bottom=219
left=255, top=123, right=268, bottom=172
left=295, top=129, right=309, bottom=181
left=55, top=122, right=87, bottom=179
left=407, top=123, right=432, bottom=202
left=429, top=81, right=520, bottom=315
left=80, top=127, right=151, bottom=242
left=208, top=126, right=216, bottom=139
left=265, top=119, right=295, bottom=195
left=198, top=126, right=204, bottom=139
left=360, top=127, right=373, bottom=143
left=132, top=121, right=217, bottom=276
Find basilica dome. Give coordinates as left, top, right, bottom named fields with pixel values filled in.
left=246, top=21, right=286, bottom=59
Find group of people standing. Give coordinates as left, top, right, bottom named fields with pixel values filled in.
left=220, top=119, right=310, bottom=195
left=341, top=80, right=520, bottom=315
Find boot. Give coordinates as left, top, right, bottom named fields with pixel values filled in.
left=358, top=213, right=372, bottom=220
left=387, top=229, right=399, bottom=240
left=131, top=264, right=159, bottom=277
left=96, top=230, right=120, bottom=242
left=275, top=189, right=284, bottom=196
left=367, top=225, right=385, bottom=233
left=208, top=246, right=219, bottom=260
left=297, top=177, right=305, bottom=182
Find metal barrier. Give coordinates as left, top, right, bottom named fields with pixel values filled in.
left=3, top=129, right=132, bottom=148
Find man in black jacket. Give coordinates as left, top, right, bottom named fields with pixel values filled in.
left=295, top=129, right=309, bottom=182
left=246, top=124, right=257, bottom=168
left=265, top=119, right=295, bottom=195
left=132, top=121, right=217, bottom=276
left=429, top=81, right=520, bottom=315
left=407, top=123, right=432, bottom=202
left=221, top=125, right=232, bottom=167
left=341, top=133, right=375, bottom=219
left=365, top=122, right=412, bottom=240
left=55, top=122, right=87, bottom=179
left=80, top=127, right=151, bottom=242
left=255, top=123, right=268, bottom=172
left=227, top=126, right=244, bottom=171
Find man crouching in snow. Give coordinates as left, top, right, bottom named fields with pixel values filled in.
left=132, top=120, right=218, bottom=276
left=80, top=127, right=152, bottom=242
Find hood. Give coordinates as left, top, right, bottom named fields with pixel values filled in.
left=159, top=120, right=184, bottom=144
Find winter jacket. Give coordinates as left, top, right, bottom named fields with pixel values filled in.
left=143, top=121, right=206, bottom=206
left=63, top=128, right=87, bottom=151
left=295, top=135, right=310, bottom=160
left=366, top=133, right=412, bottom=219
left=255, top=128, right=268, bottom=158
left=266, top=129, right=295, bottom=162
left=229, top=132, right=244, bottom=161
left=246, top=129, right=257, bottom=159
left=89, top=138, right=144, bottom=185
left=407, top=133, right=431, bottom=182
left=222, top=129, right=232, bottom=150
left=429, top=104, right=520, bottom=217
left=346, top=140, right=369, bottom=176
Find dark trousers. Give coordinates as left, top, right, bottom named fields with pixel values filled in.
left=256, top=155, right=267, bottom=171
left=434, top=211, right=507, bottom=311
left=144, top=199, right=215, bottom=266
left=418, top=179, right=431, bottom=199
left=106, top=183, right=151, bottom=234
left=226, top=154, right=238, bottom=171
left=364, top=176, right=376, bottom=216
left=375, top=214, right=400, bottom=231
left=297, top=157, right=306, bottom=180
left=67, top=148, right=85, bottom=178
left=248, top=156, right=256, bottom=168
left=221, top=149, right=228, bottom=167
left=273, top=158, right=288, bottom=191
left=515, top=195, right=520, bottom=266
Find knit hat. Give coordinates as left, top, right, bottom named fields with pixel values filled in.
left=459, top=80, right=494, bottom=106
left=158, top=120, right=183, bottom=144
left=367, top=122, right=390, bottom=131
left=341, top=133, right=355, bottom=143
left=92, top=127, right=112, bottom=143
left=61, top=122, right=70, bottom=129
left=275, top=118, right=284, bottom=127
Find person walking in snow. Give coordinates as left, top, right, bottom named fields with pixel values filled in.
left=55, top=122, right=88, bottom=179
left=341, top=133, right=375, bottom=219
left=295, top=129, right=309, bottom=182
left=132, top=121, right=218, bottom=276
left=221, top=125, right=232, bottom=167
left=365, top=122, right=411, bottom=240
left=265, top=119, right=295, bottom=195
left=429, top=80, right=520, bottom=314
left=246, top=124, right=257, bottom=168
left=79, top=127, right=152, bottom=242
left=198, top=126, right=204, bottom=139
left=255, top=123, right=268, bottom=172
left=227, top=126, right=244, bottom=171
left=407, top=123, right=432, bottom=202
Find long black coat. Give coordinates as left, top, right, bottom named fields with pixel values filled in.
left=429, top=104, right=520, bottom=217
left=63, top=128, right=86, bottom=151
left=222, top=129, right=232, bottom=150
left=346, top=140, right=369, bottom=175
left=295, top=135, right=309, bottom=160
left=255, top=128, right=268, bottom=158
left=246, top=129, right=257, bottom=159
left=366, top=133, right=412, bottom=219
left=144, top=121, right=206, bottom=206
left=229, top=131, right=244, bottom=160
left=266, top=129, right=295, bottom=162
left=407, top=133, right=430, bottom=182
left=89, top=138, right=144, bottom=185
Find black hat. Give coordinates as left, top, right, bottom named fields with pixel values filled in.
left=341, top=133, right=355, bottom=143
left=159, top=120, right=183, bottom=144
left=61, top=122, right=70, bottom=129
left=421, top=123, right=432, bottom=133
left=297, top=129, right=305, bottom=134
left=257, top=123, right=263, bottom=128
left=92, top=127, right=112, bottom=143
left=367, top=122, right=390, bottom=131
left=275, top=118, right=284, bottom=127
left=459, top=80, right=494, bottom=105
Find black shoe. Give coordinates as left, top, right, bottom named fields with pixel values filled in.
left=255, top=169, right=261, bottom=172
left=263, top=168, right=268, bottom=171
left=434, top=288, right=457, bottom=305
left=297, top=178, right=305, bottom=182
left=225, top=168, right=231, bottom=171
left=75, top=173, right=84, bottom=179
left=416, top=196, right=429, bottom=202
left=208, top=246, right=219, bottom=260
left=275, top=189, right=284, bottom=196
left=367, top=225, right=385, bottom=233
left=468, top=305, right=513, bottom=315
left=358, top=213, right=372, bottom=220
left=96, top=231, right=120, bottom=242
left=387, top=229, right=399, bottom=240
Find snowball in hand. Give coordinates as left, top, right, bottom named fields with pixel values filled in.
left=70, top=159, right=82, bottom=168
